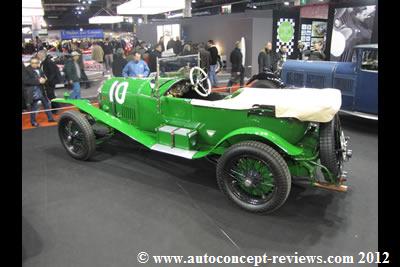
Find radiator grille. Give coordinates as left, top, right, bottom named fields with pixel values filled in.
left=306, top=74, right=325, bottom=88
left=121, top=106, right=135, bottom=123
left=333, top=78, right=355, bottom=94
left=286, top=72, right=304, bottom=87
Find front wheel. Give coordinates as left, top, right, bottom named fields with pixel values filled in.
left=58, top=110, right=96, bottom=160
left=216, top=141, right=291, bottom=214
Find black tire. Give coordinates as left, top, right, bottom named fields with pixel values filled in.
left=216, top=141, right=291, bottom=214
left=319, top=115, right=342, bottom=179
left=250, top=80, right=280, bottom=89
left=58, top=110, right=96, bottom=161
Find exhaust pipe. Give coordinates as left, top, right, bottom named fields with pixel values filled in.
left=313, top=181, right=348, bottom=192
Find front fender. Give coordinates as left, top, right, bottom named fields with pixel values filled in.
left=194, top=127, right=303, bottom=159
left=52, top=98, right=157, bottom=148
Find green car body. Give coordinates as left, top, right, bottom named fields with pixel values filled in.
left=53, top=58, right=351, bottom=214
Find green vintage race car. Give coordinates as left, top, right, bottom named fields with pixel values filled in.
left=53, top=55, right=352, bottom=214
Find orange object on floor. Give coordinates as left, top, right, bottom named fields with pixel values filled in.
left=22, top=102, right=99, bottom=130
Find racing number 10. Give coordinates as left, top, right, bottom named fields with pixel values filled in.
left=109, top=81, right=129, bottom=104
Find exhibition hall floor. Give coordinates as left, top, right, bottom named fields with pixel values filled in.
left=22, top=116, right=378, bottom=267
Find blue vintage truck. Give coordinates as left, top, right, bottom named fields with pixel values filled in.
left=280, top=44, right=378, bottom=120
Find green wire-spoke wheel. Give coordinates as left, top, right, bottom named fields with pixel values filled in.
left=217, top=141, right=291, bottom=214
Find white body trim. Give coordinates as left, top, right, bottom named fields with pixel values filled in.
left=151, top=144, right=197, bottom=159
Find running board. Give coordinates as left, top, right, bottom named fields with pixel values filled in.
left=313, top=182, right=348, bottom=192
left=339, top=110, right=378, bottom=120
left=151, top=144, right=198, bottom=159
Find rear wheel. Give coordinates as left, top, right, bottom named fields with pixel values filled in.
left=58, top=110, right=96, bottom=160
left=250, top=80, right=280, bottom=89
left=216, top=141, right=291, bottom=214
left=319, top=115, right=344, bottom=180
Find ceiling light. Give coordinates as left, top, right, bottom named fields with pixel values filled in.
left=83, top=1, right=86, bottom=4
left=192, top=0, right=196, bottom=2
left=138, top=18, right=143, bottom=23
left=89, top=16, right=124, bottom=24
left=88, top=0, right=92, bottom=3
left=117, top=0, right=185, bottom=15
left=78, top=11, right=82, bottom=14
left=284, top=1, right=289, bottom=5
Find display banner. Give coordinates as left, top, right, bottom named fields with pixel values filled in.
left=330, top=5, right=376, bottom=61
left=61, top=29, right=104, bottom=40
left=273, top=8, right=300, bottom=57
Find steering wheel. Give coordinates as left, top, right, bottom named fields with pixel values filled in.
left=189, top=67, right=212, bottom=97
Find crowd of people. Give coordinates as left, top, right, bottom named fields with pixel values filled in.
left=22, top=33, right=327, bottom=127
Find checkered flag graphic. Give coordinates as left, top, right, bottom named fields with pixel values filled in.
left=276, top=18, right=295, bottom=56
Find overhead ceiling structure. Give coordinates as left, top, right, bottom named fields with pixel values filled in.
left=23, top=0, right=45, bottom=25
left=116, top=0, right=185, bottom=15
left=89, top=7, right=124, bottom=24
left=40, top=0, right=305, bottom=29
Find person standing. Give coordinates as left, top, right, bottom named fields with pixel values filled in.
left=309, top=41, right=326, bottom=61
left=63, top=51, right=83, bottom=99
left=158, top=36, right=165, bottom=52
left=112, top=48, right=128, bottom=77
left=103, top=38, right=114, bottom=72
left=166, top=37, right=175, bottom=52
left=23, top=58, right=55, bottom=127
left=122, top=52, right=150, bottom=78
left=198, top=43, right=211, bottom=74
left=207, top=40, right=219, bottom=87
left=134, top=41, right=147, bottom=58
left=37, top=50, right=62, bottom=114
left=148, top=44, right=163, bottom=73
left=173, top=37, right=183, bottom=55
left=91, top=42, right=104, bottom=64
left=258, top=42, right=278, bottom=73
left=276, top=45, right=288, bottom=73
left=227, top=41, right=244, bottom=91
left=74, top=48, right=90, bottom=89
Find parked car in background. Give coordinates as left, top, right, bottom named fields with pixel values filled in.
left=281, top=44, right=378, bottom=120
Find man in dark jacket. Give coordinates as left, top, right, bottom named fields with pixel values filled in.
left=207, top=40, right=219, bottom=87
left=112, top=48, right=128, bottom=77
left=198, top=43, right=211, bottom=73
left=227, top=41, right=244, bottom=91
left=148, top=44, right=163, bottom=73
left=166, top=38, right=175, bottom=52
left=309, top=41, right=326, bottom=61
left=23, top=59, right=55, bottom=127
left=63, top=51, right=83, bottom=99
left=173, top=37, right=183, bottom=55
left=37, top=50, right=62, bottom=113
left=258, top=42, right=278, bottom=73
left=103, top=38, right=114, bottom=72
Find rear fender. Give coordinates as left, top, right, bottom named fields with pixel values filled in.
left=210, top=127, right=303, bottom=156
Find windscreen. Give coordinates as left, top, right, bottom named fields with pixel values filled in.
left=157, top=54, right=199, bottom=79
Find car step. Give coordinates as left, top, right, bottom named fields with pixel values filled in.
left=151, top=144, right=198, bottom=159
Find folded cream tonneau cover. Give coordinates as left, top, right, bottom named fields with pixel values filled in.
left=191, top=88, right=342, bottom=123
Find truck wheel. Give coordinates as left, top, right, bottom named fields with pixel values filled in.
left=250, top=80, right=280, bottom=89
left=319, top=114, right=343, bottom=180
left=58, top=110, right=96, bottom=160
left=216, top=141, right=291, bottom=214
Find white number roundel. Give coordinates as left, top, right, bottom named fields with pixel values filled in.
left=109, top=81, right=129, bottom=104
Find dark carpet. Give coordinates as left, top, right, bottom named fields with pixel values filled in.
left=22, top=115, right=378, bottom=267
